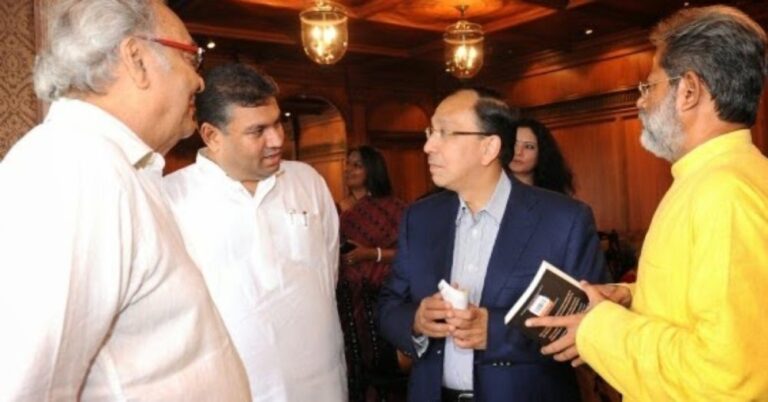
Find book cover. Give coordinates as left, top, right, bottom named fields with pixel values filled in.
left=503, top=260, right=588, bottom=343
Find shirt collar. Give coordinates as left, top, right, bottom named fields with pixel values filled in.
left=195, top=149, right=233, bottom=182
left=47, top=98, right=161, bottom=170
left=194, top=148, right=285, bottom=190
left=455, top=172, right=511, bottom=225
left=671, top=129, right=753, bottom=180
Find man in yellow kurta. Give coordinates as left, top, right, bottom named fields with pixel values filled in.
left=527, top=5, right=768, bottom=401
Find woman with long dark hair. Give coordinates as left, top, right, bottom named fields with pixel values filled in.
left=508, top=118, right=574, bottom=195
left=337, top=146, right=408, bottom=401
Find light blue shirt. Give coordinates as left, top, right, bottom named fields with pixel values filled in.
left=443, top=173, right=510, bottom=390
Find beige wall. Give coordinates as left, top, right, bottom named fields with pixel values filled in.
left=0, top=0, right=40, bottom=159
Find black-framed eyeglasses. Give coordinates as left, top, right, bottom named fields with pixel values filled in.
left=424, top=127, right=496, bottom=140
left=136, top=36, right=204, bottom=70
left=638, top=76, right=681, bottom=98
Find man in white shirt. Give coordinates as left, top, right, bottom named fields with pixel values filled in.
left=163, top=63, right=347, bottom=401
left=0, top=0, right=251, bottom=400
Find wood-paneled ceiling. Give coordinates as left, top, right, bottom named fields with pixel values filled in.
left=171, top=0, right=767, bottom=76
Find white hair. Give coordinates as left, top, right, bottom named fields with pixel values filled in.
left=639, top=88, right=685, bottom=162
left=33, top=0, right=159, bottom=101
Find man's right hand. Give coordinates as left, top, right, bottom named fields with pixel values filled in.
left=592, top=283, right=632, bottom=308
left=413, top=292, right=453, bottom=338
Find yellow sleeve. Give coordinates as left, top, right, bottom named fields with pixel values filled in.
left=577, top=177, right=768, bottom=401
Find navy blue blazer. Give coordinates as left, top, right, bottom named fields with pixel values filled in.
left=378, top=178, right=606, bottom=402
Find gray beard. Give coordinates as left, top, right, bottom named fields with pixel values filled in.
left=639, top=90, right=685, bottom=162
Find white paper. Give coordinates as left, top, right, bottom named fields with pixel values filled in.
left=438, top=279, right=469, bottom=310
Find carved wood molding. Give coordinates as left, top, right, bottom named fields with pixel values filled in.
left=299, top=142, right=347, bottom=160
left=521, top=88, right=639, bottom=127
left=368, top=130, right=425, bottom=149
left=486, top=28, right=653, bottom=83
left=0, top=0, right=40, bottom=159
left=186, top=22, right=411, bottom=58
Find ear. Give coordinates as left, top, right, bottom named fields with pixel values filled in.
left=677, top=71, right=705, bottom=113
left=199, top=122, right=223, bottom=152
left=119, top=37, right=151, bottom=90
left=480, top=135, right=502, bottom=166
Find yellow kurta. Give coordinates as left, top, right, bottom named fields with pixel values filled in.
left=578, top=130, right=768, bottom=401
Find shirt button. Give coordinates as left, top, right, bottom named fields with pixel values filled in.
left=471, top=228, right=480, bottom=238
left=467, top=263, right=477, bottom=272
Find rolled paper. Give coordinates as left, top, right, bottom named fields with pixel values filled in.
left=438, top=279, right=469, bottom=310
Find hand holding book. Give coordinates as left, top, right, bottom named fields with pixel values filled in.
left=503, top=260, right=610, bottom=367
left=526, top=282, right=632, bottom=366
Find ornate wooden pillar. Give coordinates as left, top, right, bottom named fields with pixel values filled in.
left=0, top=0, right=45, bottom=158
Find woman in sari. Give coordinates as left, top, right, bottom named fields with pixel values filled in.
left=337, top=146, right=407, bottom=402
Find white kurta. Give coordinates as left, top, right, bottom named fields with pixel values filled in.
left=163, top=153, right=347, bottom=402
left=0, top=99, right=251, bottom=401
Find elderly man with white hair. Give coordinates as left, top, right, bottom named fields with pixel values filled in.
left=0, top=0, right=250, bottom=400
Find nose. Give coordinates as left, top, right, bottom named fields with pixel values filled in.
left=514, top=142, right=524, bottom=156
left=266, top=125, right=285, bottom=148
left=636, top=93, right=645, bottom=110
left=423, top=134, right=438, bottom=155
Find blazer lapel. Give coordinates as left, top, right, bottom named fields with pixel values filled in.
left=439, top=195, right=460, bottom=281
left=480, top=181, right=540, bottom=305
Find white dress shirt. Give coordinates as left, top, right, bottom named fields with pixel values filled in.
left=0, top=99, right=251, bottom=401
left=163, top=153, right=347, bottom=402
left=443, top=173, right=510, bottom=390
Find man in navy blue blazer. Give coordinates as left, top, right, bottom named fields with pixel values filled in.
left=378, top=87, right=606, bottom=402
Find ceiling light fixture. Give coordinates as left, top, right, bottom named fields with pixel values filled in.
left=206, top=39, right=216, bottom=49
left=444, top=4, right=484, bottom=79
left=299, top=1, right=348, bottom=65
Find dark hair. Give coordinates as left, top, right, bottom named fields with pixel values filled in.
left=196, top=63, right=279, bottom=129
left=444, top=86, right=519, bottom=167
left=516, top=118, right=574, bottom=195
left=651, top=5, right=767, bottom=126
left=349, top=145, right=393, bottom=197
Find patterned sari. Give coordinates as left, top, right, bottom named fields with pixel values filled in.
left=337, top=195, right=407, bottom=402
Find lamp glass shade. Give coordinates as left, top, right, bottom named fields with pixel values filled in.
left=300, top=2, right=348, bottom=65
left=444, top=20, right=484, bottom=79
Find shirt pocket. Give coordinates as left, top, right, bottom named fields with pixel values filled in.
left=283, top=208, right=325, bottom=264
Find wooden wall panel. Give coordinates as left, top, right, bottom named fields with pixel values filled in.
left=378, top=146, right=430, bottom=203
left=307, top=157, right=346, bottom=203
left=367, top=99, right=432, bottom=203
left=503, top=51, right=653, bottom=108
left=367, top=102, right=430, bottom=132
left=551, top=118, right=628, bottom=232
left=753, top=88, right=768, bottom=154
left=298, top=113, right=346, bottom=148
left=621, top=117, right=672, bottom=236
left=297, top=113, right=347, bottom=202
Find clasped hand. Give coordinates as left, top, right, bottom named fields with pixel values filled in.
left=413, top=292, right=488, bottom=350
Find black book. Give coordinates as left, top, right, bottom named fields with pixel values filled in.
left=503, top=261, right=588, bottom=344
